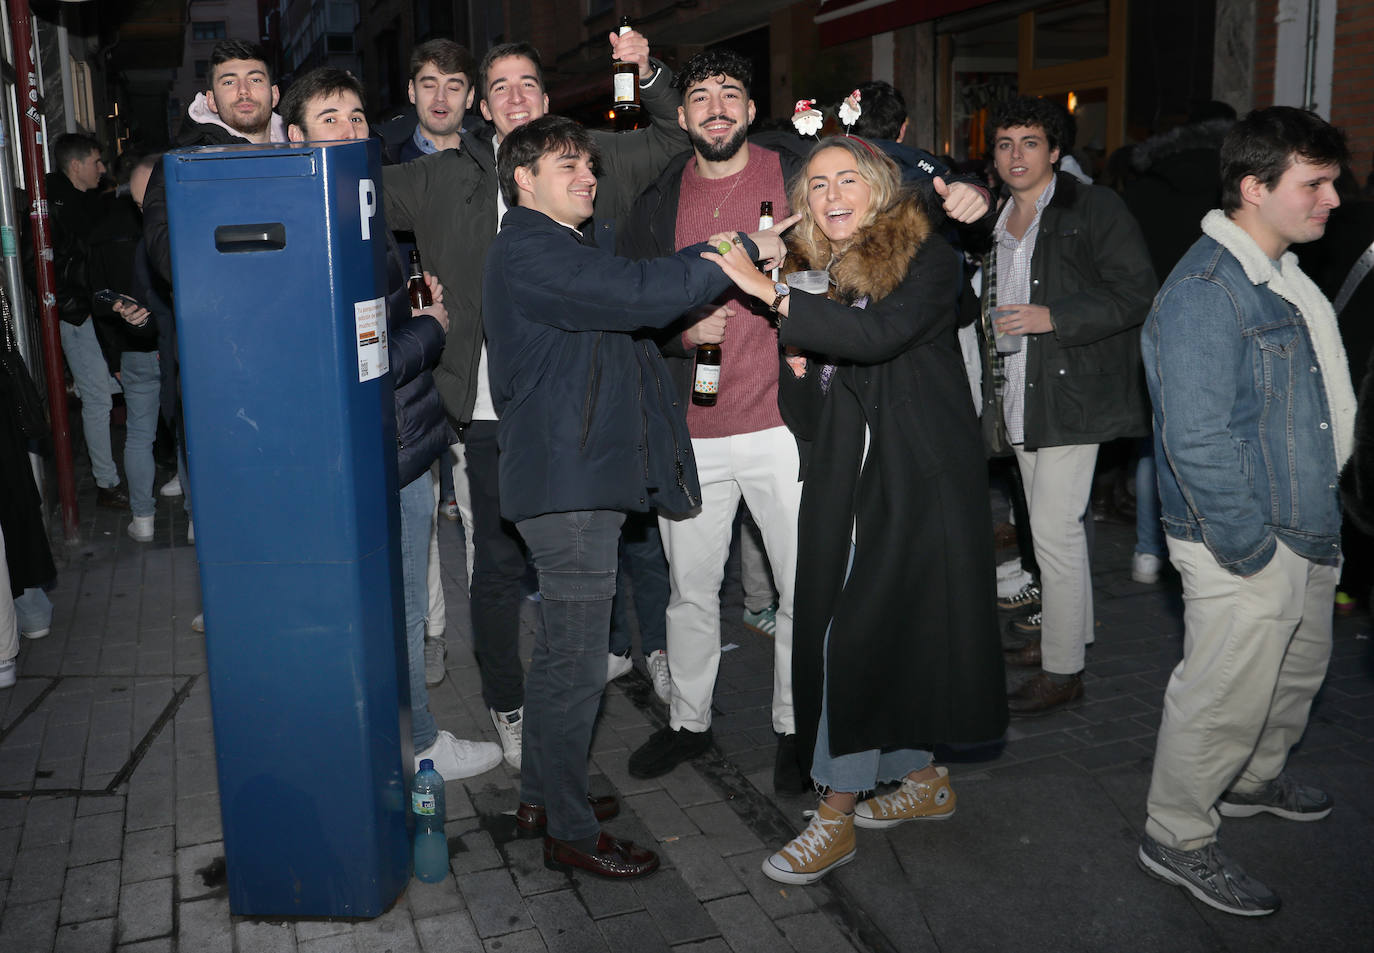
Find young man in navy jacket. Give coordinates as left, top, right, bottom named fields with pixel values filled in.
left=483, top=115, right=790, bottom=878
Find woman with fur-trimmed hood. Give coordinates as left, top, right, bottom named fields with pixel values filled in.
left=705, top=135, right=1007, bottom=885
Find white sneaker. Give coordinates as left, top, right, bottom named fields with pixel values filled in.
left=647, top=649, right=672, bottom=704
left=159, top=475, right=183, bottom=497
left=1132, top=552, right=1162, bottom=584
left=424, top=636, right=447, bottom=687
left=0, top=658, right=16, bottom=689
left=21, top=626, right=50, bottom=640
left=415, top=730, right=502, bottom=780
left=187, top=518, right=195, bottom=544
left=190, top=613, right=205, bottom=633
left=127, top=515, right=155, bottom=542
left=996, top=557, right=1024, bottom=581
left=996, top=568, right=1034, bottom=599
left=490, top=707, right=523, bottom=770
left=606, top=651, right=633, bottom=683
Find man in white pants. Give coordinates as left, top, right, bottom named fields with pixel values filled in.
left=1136, top=106, right=1350, bottom=917
left=618, top=50, right=808, bottom=792
left=981, top=96, right=1155, bottom=716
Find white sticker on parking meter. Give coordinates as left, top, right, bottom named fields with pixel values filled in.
left=355, top=297, right=388, bottom=382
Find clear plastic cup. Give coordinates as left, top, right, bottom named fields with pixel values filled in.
left=785, top=270, right=830, bottom=295
left=990, top=307, right=1023, bottom=354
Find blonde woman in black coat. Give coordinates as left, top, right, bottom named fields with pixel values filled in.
left=705, top=135, right=1007, bottom=884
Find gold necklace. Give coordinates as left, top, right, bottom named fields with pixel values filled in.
left=707, top=172, right=744, bottom=219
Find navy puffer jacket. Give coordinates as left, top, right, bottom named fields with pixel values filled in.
left=384, top=232, right=454, bottom=485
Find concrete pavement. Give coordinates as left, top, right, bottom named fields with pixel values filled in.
left=1, top=462, right=1371, bottom=953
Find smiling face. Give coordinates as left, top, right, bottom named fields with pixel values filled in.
left=806, top=147, right=873, bottom=248
left=286, top=89, right=369, bottom=143
left=1241, top=156, right=1342, bottom=258
left=516, top=148, right=596, bottom=226
left=992, top=124, right=1059, bottom=198
left=678, top=73, right=754, bottom=163
left=207, top=57, right=279, bottom=141
left=480, top=55, right=548, bottom=140
left=409, top=63, right=474, bottom=141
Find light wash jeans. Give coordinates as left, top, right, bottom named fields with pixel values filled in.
left=399, top=471, right=438, bottom=752
left=1134, top=435, right=1166, bottom=558
left=120, top=351, right=161, bottom=518
left=60, top=319, right=122, bottom=487
left=810, top=545, right=931, bottom=793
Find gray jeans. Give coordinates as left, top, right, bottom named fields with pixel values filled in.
left=516, top=509, right=624, bottom=842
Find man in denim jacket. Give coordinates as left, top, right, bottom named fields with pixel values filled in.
left=1137, top=107, right=1352, bottom=917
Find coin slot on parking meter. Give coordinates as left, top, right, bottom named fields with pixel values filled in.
left=214, top=222, right=286, bottom=253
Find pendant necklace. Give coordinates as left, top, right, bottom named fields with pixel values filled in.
left=710, top=172, right=744, bottom=219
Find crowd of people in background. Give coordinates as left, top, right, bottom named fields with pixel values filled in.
left=4, top=25, right=1372, bottom=919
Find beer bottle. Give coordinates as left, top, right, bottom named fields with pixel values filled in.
left=408, top=249, right=433, bottom=309
left=692, top=342, right=721, bottom=406
left=613, top=16, right=641, bottom=116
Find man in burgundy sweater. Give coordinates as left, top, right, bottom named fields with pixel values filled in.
left=618, top=49, right=811, bottom=792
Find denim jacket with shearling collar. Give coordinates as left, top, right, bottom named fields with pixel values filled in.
left=1142, top=210, right=1356, bottom=575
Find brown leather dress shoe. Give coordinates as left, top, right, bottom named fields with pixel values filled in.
left=544, top=831, right=659, bottom=879
left=1007, top=671, right=1084, bottom=717
left=1003, top=638, right=1042, bottom=668
left=515, top=794, right=620, bottom=832
left=96, top=484, right=130, bottom=509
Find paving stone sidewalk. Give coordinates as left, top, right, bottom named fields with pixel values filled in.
left=2, top=466, right=1372, bottom=953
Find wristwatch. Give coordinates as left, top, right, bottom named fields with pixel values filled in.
left=768, top=281, right=790, bottom=314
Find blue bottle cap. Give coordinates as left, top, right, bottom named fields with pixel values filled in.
left=419, top=759, right=434, bottom=771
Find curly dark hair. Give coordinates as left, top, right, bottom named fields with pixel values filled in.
left=671, top=48, right=753, bottom=99
left=985, top=96, right=1068, bottom=157
left=1220, top=106, right=1349, bottom=213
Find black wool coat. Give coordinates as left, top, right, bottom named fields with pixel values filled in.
left=778, top=196, right=1008, bottom=772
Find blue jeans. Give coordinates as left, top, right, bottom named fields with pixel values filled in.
left=811, top=545, right=932, bottom=793
left=15, top=588, right=53, bottom=635
left=121, top=351, right=161, bottom=518
left=399, top=472, right=438, bottom=752
left=517, top=509, right=624, bottom=842
left=1135, top=435, right=1166, bottom=558
left=610, top=511, right=668, bottom=657
left=59, top=319, right=120, bottom=487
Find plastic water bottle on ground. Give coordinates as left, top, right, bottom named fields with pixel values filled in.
left=412, top=758, right=448, bottom=882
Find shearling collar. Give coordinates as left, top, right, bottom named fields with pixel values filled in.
left=1201, top=209, right=1356, bottom=467
left=785, top=192, right=934, bottom=306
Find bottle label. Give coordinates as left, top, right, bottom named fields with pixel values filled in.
left=412, top=791, right=437, bottom=816
left=614, top=71, right=636, bottom=104
left=758, top=215, right=773, bottom=230
left=693, top=364, right=721, bottom=395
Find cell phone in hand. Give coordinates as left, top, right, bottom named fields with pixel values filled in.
left=93, top=288, right=141, bottom=310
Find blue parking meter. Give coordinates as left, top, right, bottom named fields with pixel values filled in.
left=164, top=139, right=411, bottom=917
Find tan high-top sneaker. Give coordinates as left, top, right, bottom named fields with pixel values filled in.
left=854, top=766, right=956, bottom=829
left=761, top=801, right=856, bottom=884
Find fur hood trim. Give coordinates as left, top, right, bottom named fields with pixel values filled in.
left=785, top=192, right=934, bottom=305
left=1201, top=209, right=1356, bottom=467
